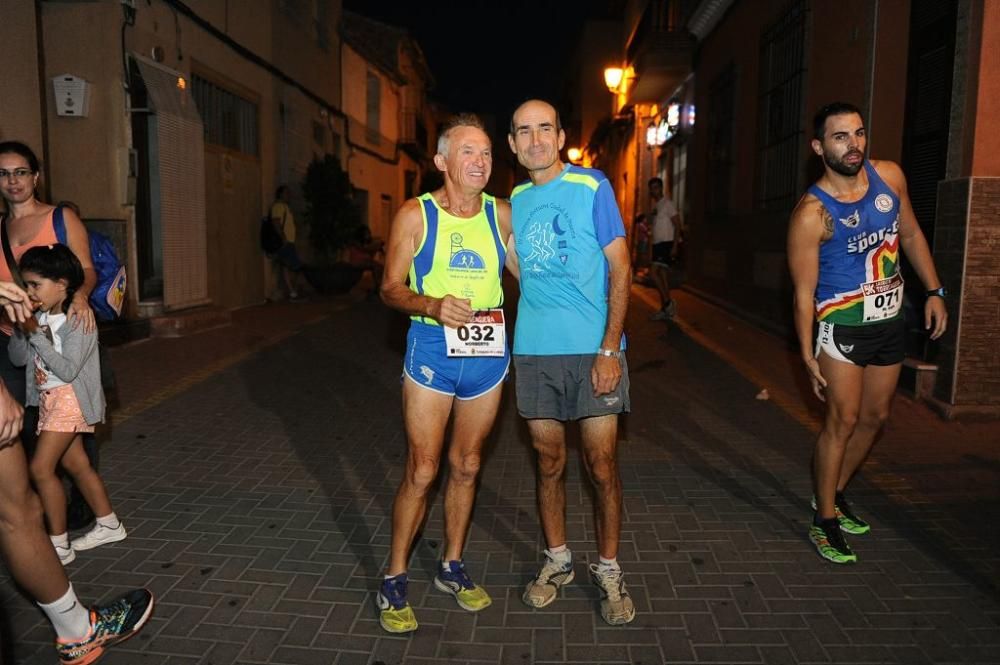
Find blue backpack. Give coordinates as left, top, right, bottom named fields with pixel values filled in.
left=54, top=207, right=127, bottom=321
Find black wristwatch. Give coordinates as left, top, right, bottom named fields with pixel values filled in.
left=926, top=286, right=947, bottom=299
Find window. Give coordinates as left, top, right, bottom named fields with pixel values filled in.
left=755, top=0, right=806, bottom=211
left=312, top=120, right=326, bottom=149
left=707, top=64, right=736, bottom=216
left=366, top=72, right=381, bottom=145
left=192, top=75, right=258, bottom=156
left=313, top=0, right=329, bottom=49
left=404, top=170, right=417, bottom=200
left=354, top=188, right=370, bottom=227
left=380, top=194, right=393, bottom=233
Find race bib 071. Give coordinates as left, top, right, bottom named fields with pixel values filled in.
left=862, top=273, right=904, bottom=322
left=445, top=309, right=506, bottom=357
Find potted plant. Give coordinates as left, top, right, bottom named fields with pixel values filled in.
left=301, top=155, right=366, bottom=294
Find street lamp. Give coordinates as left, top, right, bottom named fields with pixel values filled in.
left=567, top=147, right=582, bottom=163
left=603, top=67, right=623, bottom=93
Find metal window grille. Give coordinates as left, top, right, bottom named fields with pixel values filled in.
left=755, top=0, right=807, bottom=211
left=191, top=75, right=259, bottom=156
left=707, top=63, right=736, bottom=216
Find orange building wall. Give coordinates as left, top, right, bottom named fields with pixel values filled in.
left=972, top=0, right=1000, bottom=176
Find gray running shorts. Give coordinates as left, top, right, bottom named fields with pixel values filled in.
left=513, top=354, right=630, bottom=421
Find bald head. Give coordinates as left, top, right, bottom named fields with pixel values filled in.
left=510, top=99, right=561, bottom=135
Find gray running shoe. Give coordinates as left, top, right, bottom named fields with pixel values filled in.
left=522, top=551, right=574, bottom=608
left=589, top=563, right=636, bottom=625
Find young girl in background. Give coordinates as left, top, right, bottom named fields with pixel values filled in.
left=8, top=244, right=124, bottom=564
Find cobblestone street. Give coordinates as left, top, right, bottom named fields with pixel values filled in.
left=1, top=287, right=997, bottom=665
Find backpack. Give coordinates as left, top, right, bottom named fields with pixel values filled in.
left=260, top=215, right=283, bottom=254
left=54, top=207, right=127, bottom=321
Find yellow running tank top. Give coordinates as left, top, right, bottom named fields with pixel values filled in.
left=408, top=192, right=506, bottom=325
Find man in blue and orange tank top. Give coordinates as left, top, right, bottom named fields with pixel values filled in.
left=788, top=102, right=947, bottom=565
left=376, top=114, right=515, bottom=633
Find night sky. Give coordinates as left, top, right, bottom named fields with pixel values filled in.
left=343, top=0, right=620, bottom=123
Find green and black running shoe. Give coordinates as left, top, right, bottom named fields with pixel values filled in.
left=809, top=518, right=858, bottom=564
left=810, top=495, right=871, bottom=535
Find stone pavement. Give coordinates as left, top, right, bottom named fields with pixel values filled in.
left=1, top=284, right=998, bottom=665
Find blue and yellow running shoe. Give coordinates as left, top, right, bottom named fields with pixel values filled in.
left=376, top=574, right=417, bottom=633
left=434, top=560, right=492, bottom=612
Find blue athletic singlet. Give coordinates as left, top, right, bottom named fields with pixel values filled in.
left=808, top=161, right=901, bottom=326
left=408, top=192, right=506, bottom=325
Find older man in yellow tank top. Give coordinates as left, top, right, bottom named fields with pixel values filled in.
left=376, top=114, right=517, bottom=633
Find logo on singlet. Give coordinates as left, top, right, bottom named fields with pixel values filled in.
left=448, top=233, right=486, bottom=271
left=874, top=194, right=893, bottom=213
left=840, top=210, right=860, bottom=228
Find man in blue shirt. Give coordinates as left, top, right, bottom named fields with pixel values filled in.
left=507, top=100, right=635, bottom=625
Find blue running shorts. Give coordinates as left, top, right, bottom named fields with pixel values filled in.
left=403, top=321, right=510, bottom=400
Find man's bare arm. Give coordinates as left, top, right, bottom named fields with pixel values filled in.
left=875, top=161, right=947, bottom=338
left=592, top=237, right=630, bottom=396
left=787, top=195, right=827, bottom=400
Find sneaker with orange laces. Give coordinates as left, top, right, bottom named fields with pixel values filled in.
left=55, top=588, right=154, bottom=664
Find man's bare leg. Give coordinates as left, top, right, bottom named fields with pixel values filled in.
left=526, top=418, right=568, bottom=549
left=442, top=384, right=503, bottom=562
left=579, top=414, right=622, bottom=560
left=837, top=363, right=901, bottom=490
left=813, top=353, right=864, bottom=520
left=0, top=441, right=69, bottom=603
left=387, top=379, right=452, bottom=576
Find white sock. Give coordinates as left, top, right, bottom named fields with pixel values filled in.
left=545, top=545, right=572, bottom=564
left=50, top=533, right=69, bottom=549
left=598, top=556, right=620, bottom=571
left=384, top=572, right=404, bottom=580
left=38, top=584, right=91, bottom=640
left=96, top=513, right=120, bottom=529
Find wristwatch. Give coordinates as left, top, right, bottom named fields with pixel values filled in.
left=597, top=348, right=621, bottom=358
left=926, top=286, right=948, bottom=299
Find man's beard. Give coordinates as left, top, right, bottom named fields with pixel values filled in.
left=824, top=149, right=864, bottom=176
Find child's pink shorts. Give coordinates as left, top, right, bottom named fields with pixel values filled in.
left=37, top=384, right=95, bottom=434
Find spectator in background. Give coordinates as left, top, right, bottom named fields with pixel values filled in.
left=347, top=226, right=385, bottom=297
left=270, top=185, right=306, bottom=302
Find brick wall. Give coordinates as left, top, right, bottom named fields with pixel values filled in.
left=932, top=177, right=1000, bottom=410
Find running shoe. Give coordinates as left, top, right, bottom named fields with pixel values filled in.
left=811, top=495, right=871, bottom=535
left=522, top=550, right=575, bottom=608
left=55, top=588, right=154, bottom=665
left=71, top=521, right=127, bottom=552
left=589, top=563, right=636, bottom=625
left=376, top=574, right=417, bottom=634
left=433, top=560, right=492, bottom=612
left=809, top=518, right=858, bottom=564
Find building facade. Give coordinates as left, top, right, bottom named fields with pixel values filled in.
left=592, top=0, right=998, bottom=417
left=1, top=0, right=344, bottom=315
left=340, top=11, right=436, bottom=243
